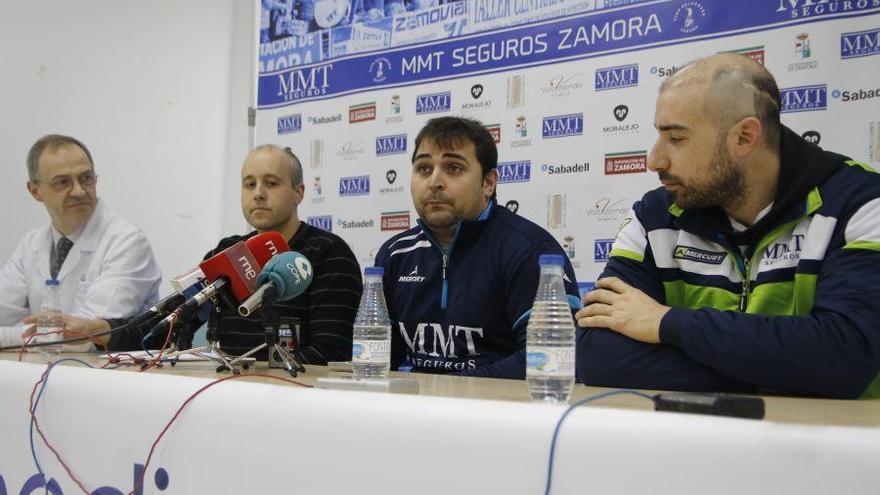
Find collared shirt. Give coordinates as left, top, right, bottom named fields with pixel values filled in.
left=0, top=199, right=162, bottom=327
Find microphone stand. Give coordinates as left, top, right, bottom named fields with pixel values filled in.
left=227, top=285, right=305, bottom=377
left=161, top=292, right=244, bottom=373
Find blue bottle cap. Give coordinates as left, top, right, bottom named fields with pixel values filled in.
left=364, top=266, right=384, bottom=276
left=538, top=254, right=565, bottom=266
left=45, top=278, right=60, bottom=286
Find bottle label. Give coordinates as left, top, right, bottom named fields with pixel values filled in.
left=526, top=347, right=574, bottom=377
left=352, top=339, right=390, bottom=364
left=35, top=326, right=64, bottom=345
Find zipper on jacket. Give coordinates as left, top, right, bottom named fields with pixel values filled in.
left=739, top=256, right=750, bottom=312
left=441, top=254, right=449, bottom=310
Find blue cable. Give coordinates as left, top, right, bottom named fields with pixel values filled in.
left=543, top=389, right=656, bottom=495
left=29, top=358, right=96, bottom=494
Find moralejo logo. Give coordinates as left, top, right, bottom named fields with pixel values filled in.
left=802, top=130, right=821, bottom=144
left=605, top=151, right=647, bottom=175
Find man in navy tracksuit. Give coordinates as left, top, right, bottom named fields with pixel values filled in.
left=375, top=117, right=579, bottom=379
left=575, top=53, right=880, bottom=399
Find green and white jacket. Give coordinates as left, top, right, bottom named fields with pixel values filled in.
left=578, top=126, right=880, bottom=399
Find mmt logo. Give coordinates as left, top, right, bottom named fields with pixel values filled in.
left=595, top=64, right=639, bottom=91
left=542, top=114, right=584, bottom=139
left=276, top=64, right=333, bottom=101
left=277, top=114, right=302, bottom=135
left=307, top=215, right=333, bottom=232
left=376, top=134, right=408, bottom=156
left=841, top=28, right=880, bottom=59
left=497, top=161, right=531, bottom=184
left=594, top=239, right=614, bottom=262
left=415, top=92, right=452, bottom=114
left=780, top=85, right=827, bottom=113
left=339, top=176, right=371, bottom=197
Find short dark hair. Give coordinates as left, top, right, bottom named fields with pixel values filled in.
left=412, top=117, right=498, bottom=200
left=250, top=144, right=303, bottom=186
left=27, top=134, right=95, bottom=182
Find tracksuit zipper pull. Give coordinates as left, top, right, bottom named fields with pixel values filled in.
left=739, top=256, right=750, bottom=312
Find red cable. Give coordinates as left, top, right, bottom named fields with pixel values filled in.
left=29, top=366, right=312, bottom=494
left=19, top=328, right=109, bottom=361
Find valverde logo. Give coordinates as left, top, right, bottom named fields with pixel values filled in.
left=604, top=151, right=647, bottom=175
left=673, top=246, right=726, bottom=264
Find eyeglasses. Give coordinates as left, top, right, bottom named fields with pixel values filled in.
left=37, top=172, right=98, bottom=192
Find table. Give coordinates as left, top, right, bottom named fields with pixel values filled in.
left=1, top=352, right=878, bottom=494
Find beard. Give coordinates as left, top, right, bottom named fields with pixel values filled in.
left=662, top=141, right=746, bottom=211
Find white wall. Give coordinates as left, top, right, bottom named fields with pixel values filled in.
left=0, top=0, right=254, bottom=296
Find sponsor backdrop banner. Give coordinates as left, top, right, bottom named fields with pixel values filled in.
left=256, top=0, right=880, bottom=289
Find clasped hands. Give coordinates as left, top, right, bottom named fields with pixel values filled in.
left=575, top=277, right=670, bottom=344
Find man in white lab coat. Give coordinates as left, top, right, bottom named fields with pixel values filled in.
left=0, top=134, right=161, bottom=348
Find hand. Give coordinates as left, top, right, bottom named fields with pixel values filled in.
left=22, top=314, right=111, bottom=346
left=575, top=277, right=670, bottom=344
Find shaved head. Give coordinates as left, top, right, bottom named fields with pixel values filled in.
left=660, top=53, right=781, bottom=150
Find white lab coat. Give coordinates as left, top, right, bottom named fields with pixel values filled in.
left=0, top=199, right=161, bottom=326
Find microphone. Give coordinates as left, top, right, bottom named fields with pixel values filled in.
left=143, top=232, right=289, bottom=342
left=238, top=251, right=313, bottom=316
left=127, top=267, right=205, bottom=328
left=245, top=231, right=290, bottom=264
left=146, top=241, right=261, bottom=340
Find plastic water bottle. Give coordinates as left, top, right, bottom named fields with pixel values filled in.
left=352, top=267, right=391, bottom=379
left=526, top=255, right=576, bottom=403
left=36, top=279, right=64, bottom=357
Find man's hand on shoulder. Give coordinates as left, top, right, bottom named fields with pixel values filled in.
left=576, top=277, right=670, bottom=344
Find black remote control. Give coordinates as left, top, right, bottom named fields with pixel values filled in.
left=654, top=392, right=765, bottom=419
